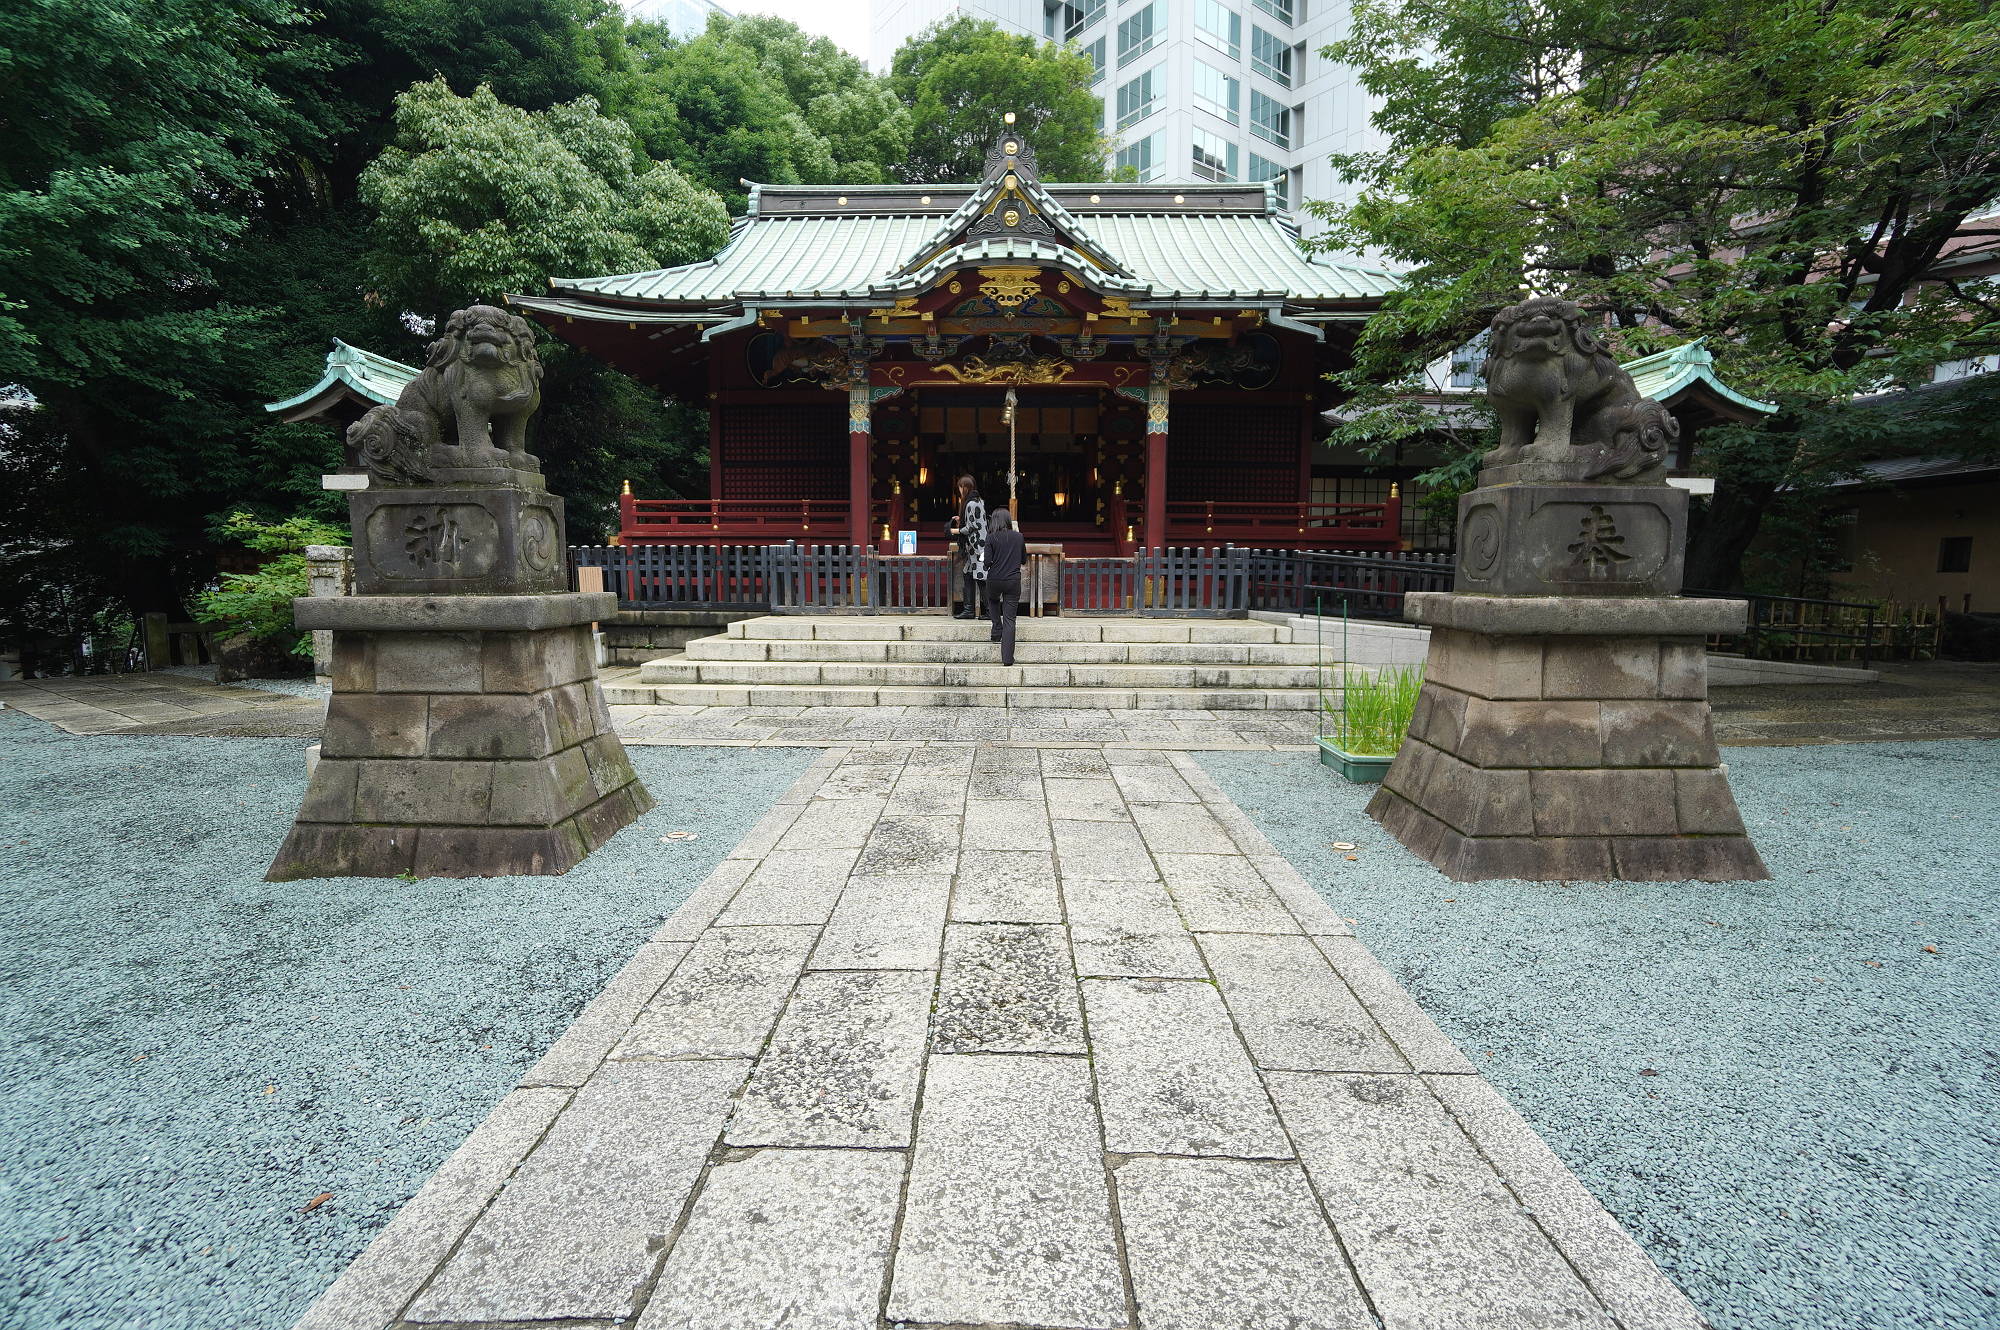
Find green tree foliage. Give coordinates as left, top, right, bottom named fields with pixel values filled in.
left=889, top=16, right=1108, bottom=183
left=361, top=79, right=727, bottom=315
left=0, top=0, right=329, bottom=620
left=1312, top=0, right=2000, bottom=589
left=698, top=16, right=910, bottom=184
left=192, top=511, right=348, bottom=653
left=608, top=15, right=909, bottom=208
left=278, top=0, right=631, bottom=208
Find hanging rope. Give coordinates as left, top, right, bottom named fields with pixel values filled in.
left=1004, top=384, right=1019, bottom=517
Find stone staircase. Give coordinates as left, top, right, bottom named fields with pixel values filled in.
left=607, top=615, right=1335, bottom=710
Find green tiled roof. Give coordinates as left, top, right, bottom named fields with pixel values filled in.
left=531, top=181, right=1399, bottom=313
left=265, top=340, right=418, bottom=417
left=1624, top=339, right=1775, bottom=416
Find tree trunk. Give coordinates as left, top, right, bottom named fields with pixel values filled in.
left=1684, top=480, right=1777, bottom=593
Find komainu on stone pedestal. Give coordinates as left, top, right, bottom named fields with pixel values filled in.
left=266, top=305, right=650, bottom=880
left=1367, top=296, right=1767, bottom=882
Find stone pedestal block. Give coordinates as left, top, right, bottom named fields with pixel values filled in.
left=266, top=592, right=650, bottom=880
left=349, top=476, right=566, bottom=597
left=1455, top=482, right=1687, bottom=597
left=1365, top=593, right=1768, bottom=882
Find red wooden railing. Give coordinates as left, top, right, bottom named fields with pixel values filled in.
left=1153, top=498, right=1403, bottom=546
left=618, top=495, right=854, bottom=542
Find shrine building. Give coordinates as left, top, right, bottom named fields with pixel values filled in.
left=507, top=125, right=1403, bottom=555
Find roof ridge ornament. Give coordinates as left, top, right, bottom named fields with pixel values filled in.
left=889, top=115, right=1136, bottom=282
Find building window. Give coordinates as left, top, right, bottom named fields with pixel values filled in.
left=1447, top=332, right=1490, bottom=389
left=1250, top=89, right=1290, bottom=148
left=1248, top=152, right=1287, bottom=206
left=1940, top=536, right=1974, bottom=573
left=1194, top=0, right=1241, bottom=59
left=1190, top=128, right=1237, bottom=181
left=1251, top=0, right=1292, bottom=24
left=1117, top=3, right=1158, bottom=63
left=1250, top=27, right=1292, bottom=85
left=1046, top=0, right=1105, bottom=40
left=1116, top=130, right=1164, bottom=181
left=1194, top=61, right=1241, bottom=124
left=1933, top=354, right=1999, bottom=382
left=1116, top=68, right=1160, bottom=128
left=1082, top=36, right=1106, bottom=83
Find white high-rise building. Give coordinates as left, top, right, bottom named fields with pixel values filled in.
left=870, top=0, right=1384, bottom=217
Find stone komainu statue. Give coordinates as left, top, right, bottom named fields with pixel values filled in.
left=347, top=304, right=545, bottom=484
left=1480, top=297, right=1678, bottom=483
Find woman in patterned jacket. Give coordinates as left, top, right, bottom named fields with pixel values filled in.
left=949, top=474, right=987, bottom=620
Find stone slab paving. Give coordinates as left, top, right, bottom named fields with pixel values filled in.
left=611, top=693, right=1323, bottom=750
left=0, top=673, right=321, bottom=736
left=293, top=741, right=1710, bottom=1330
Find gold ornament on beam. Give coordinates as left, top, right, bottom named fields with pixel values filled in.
left=977, top=266, right=1042, bottom=308
left=935, top=355, right=1076, bottom=385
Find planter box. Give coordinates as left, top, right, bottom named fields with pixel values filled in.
left=1317, top=736, right=1395, bottom=783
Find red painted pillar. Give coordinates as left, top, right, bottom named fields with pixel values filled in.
left=708, top=405, right=724, bottom=501
left=1144, top=381, right=1168, bottom=552
left=848, top=384, right=870, bottom=550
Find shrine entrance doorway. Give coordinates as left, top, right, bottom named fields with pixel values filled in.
left=889, top=387, right=1143, bottom=555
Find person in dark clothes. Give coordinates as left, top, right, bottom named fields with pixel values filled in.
left=949, top=474, right=987, bottom=619
left=984, top=508, right=1027, bottom=665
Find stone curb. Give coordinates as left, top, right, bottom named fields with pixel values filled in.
left=293, top=592, right=616, bottom=632
left=1405, top=592, right=1747, bottom=637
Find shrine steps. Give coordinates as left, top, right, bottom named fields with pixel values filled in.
left=609, top=614, right=1338, bottom=711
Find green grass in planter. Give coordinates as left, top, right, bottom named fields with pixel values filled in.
left=1323, top=664, right=1424, bottom=755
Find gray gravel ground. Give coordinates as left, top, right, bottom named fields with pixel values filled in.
left=0, top=711, right=812, bottom=1330
left=1199, top=740, right=1999, bottom=1330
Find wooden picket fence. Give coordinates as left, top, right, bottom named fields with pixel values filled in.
left=571, top=542, right=1455, bottom=619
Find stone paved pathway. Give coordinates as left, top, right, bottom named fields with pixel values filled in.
left=612, top=693, right=1321, bottom=749
left=293, top=742, right=1705, bottom=1330
left=0, top=674, right=322, bottom=737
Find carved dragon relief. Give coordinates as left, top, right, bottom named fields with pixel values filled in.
left=934, top=355, right=1077, bottom=385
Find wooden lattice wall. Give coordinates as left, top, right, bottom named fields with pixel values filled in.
left=718, top=403, right=846, bottom=501
left=1166, top=404, right=1305, bottom=503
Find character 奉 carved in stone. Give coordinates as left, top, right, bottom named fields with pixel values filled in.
left=1480, top=296, right=1678, bottom=484
left=346, top=304, right=545, bottom=484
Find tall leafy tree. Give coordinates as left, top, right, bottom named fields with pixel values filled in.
left=1312, top=0, right=2000, bottom=589
left=888, top=16, right=1108, bottom=183
left=613, top=31, right=832, bottom=210
left=361, top=80, right=726, bottom=315
left=0, top=0, right=323, bottom=619
left=359, top=79, right=731, bottom=535
left=701, top=16, right=909, bottom=184
left=607, top=15, right=909, bottom=207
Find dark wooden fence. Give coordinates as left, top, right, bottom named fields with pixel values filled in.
left=571, top=543, right=1455, bottom=619
left=1682, top=590, right=1950, bottom=667
left=1245, top=549, right=1455, bottom=621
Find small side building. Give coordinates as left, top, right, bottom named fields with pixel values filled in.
left=1822, top=457, right=1999, bottom=613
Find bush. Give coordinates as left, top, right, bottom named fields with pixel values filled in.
left=192, top=512, right=346, bottom=659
